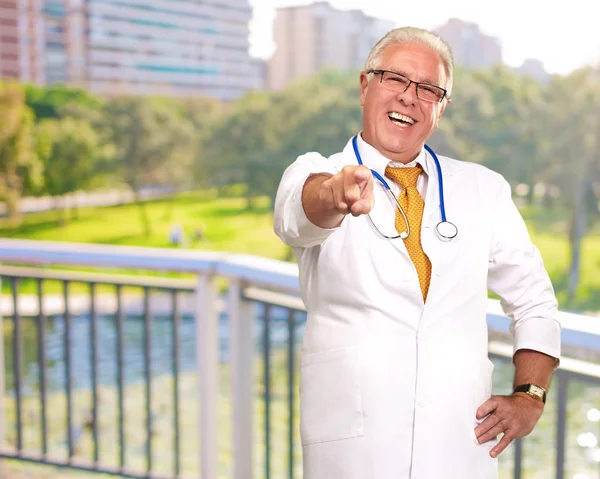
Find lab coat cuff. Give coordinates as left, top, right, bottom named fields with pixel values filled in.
left=290, top=172, right=341, bottom=246
left=512, top=317, right=561, bottom=364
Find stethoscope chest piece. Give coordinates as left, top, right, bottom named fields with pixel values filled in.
left=435, top=221, right=458, bottom=242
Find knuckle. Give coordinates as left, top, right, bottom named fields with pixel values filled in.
left=343, top=165, right=357, bottom=176
left=336, top=201, right=347, bottom=212
left=346, top=190, right=359, bottom=203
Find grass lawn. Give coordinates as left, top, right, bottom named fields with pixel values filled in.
left=0, top=190, right=288, bottom=260
left=1, top=191, right=599, bottom=310
left=0, top=190, right=291, bottom=296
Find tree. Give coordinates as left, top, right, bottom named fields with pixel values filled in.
left=0, top=82, right=43, bottom=221
left=24, top=83, right=103, bottom=121
left=205, top=70, right=363, bottom=207
left=472, top=66, right=543, bottom=185
left=535, top=68, right=600, bottom=302
left=175, top=96, right=224, bottom=188
left=35, top=117, right=109, bottom=224
left=427, top=67, right=489, bottom=162
left=102, top=96, right=195, bottom=235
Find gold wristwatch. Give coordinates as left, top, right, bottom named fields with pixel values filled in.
left=513, top=383, right=547, bottom=404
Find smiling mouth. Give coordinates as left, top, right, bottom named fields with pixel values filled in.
left=388, top=111, right=416, bottom=127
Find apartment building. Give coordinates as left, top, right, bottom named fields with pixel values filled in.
left=87, top=0, right=261, bottom=99
left=1, top=0, right=261, bottom=100
left=268, top=2, right=394, bottom=90
left=434, top=18, right=502, bottom=70
left=0, top=0, right=45, bottom=83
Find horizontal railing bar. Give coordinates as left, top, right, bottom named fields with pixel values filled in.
left=0, top=451, right=192, bottom=479
left=0, top=238, right=221, bottom=273
left=489, top=341, right=600, bottom=382
left=243, top=287, right=306, bottom=312
left=1, top=238, right=600, bottom=336
left=0, top=265, right=196, bottom=291
left=216, top=254, right=300, bottom=292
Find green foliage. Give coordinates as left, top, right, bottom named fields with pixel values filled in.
left=99, top=96, right=196, bottom=234
left=205, top=70, right=362, bottom=203
left=102, top=96, right=195, bottom=191
left=24, top=83, right=103, bottom=120
left=0, top=82, right=44, bottom=219
left=36, top=117, right=105, bottom=195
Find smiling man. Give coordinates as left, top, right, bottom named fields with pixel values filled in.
left=273, top=27, right=560, bottom=479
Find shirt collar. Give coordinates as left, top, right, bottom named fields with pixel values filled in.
left=356, top=132, right=430, bottom=178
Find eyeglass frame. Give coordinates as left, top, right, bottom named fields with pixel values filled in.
left=367, top=69, right=448, bottom=103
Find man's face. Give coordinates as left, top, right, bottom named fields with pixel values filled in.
left=360, top=42, right=450, bottom=163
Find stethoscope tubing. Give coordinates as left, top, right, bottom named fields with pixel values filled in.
left=351, top=134, right=457, bottom=241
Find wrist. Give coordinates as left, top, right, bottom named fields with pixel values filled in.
left=512, top=383, right=547, bottom=404
left=302, top=174, right=344, bottom=228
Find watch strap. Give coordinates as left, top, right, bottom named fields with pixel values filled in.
left=513, top=383, right=547, bottom=404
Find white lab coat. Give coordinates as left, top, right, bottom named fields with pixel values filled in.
left=273, top=136, right=561, bottom=479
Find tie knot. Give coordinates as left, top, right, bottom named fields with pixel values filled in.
left=384, top=164, right=423, bottom=189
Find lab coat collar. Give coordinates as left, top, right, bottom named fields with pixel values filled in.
left=353, top=133, right=431, bottom=179
left=342, top=134, right=464, bottom=215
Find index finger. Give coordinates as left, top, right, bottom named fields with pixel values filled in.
left=353, top=165, right=371, bottom=184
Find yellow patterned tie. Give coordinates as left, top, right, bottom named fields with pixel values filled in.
left=384, top=164, right=432, bottom=301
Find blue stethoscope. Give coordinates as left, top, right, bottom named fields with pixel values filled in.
left=352, top=135, right=458, bottom=242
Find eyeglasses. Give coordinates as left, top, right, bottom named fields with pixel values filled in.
left=368, top=69, right=447, bottom=103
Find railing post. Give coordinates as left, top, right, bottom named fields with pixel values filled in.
left=513, top=437, right=523, bottom=479
left=0, top=276, right=5, bottom=475
left=228, top=278, right=255, bottom=479
left=556, top=372, right=568, bottom=479
left=196, top=273, right=219, bottom=479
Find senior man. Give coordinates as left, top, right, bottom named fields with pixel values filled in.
left=273, top=26, right=560, bottom=479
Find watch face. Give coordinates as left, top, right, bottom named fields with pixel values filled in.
left=530, top=385, right=544, bottom=397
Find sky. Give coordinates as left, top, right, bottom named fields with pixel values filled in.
left=248, top=0, right=600, bottom=75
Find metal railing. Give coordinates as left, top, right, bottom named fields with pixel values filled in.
left=1, top=266, right=197, bottom=478
left=0, top=238, right=599, bottom=479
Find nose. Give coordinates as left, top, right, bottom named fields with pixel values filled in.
left=397, top=81, right=418, bottom=106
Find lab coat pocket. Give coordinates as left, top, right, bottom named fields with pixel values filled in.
left=472, top=359, right=497, bottom=448
left=300, top=346, right=364, bottom=446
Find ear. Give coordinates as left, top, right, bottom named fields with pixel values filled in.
left=435, top=97, right=451, bottom=128
left=360, top=72, right=370, bottom=107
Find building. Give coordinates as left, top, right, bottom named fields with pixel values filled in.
left=514, top=58, right=550, bottom=84
left=268, top=2, right=394, bottom=91
left=1, top=0, right=262, bottom=100
left=0, top=0, right=45, bottom=83
left=434, top=18, right=502, bottom=69
left=42, top=0, right=87, bottom=86
left=86, top=0, right=261, bottom=99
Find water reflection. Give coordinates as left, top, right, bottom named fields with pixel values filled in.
left=2, top=304, right=306, bottom=395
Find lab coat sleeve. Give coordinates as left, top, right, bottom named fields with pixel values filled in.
left=487, top=179, right=561, bottom=361
left=273, top=152, right=341, bottom=248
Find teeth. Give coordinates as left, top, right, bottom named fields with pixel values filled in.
left=389, top=112, right=415, bottom=124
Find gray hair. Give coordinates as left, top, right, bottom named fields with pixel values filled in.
left=364, top=26, right=454, bottom=97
